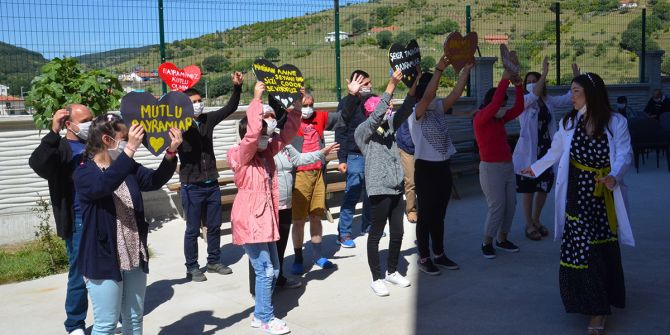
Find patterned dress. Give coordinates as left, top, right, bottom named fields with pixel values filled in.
left=516, top=99, right=554, bottom=193
left=559, top=118, right=625, bottom=315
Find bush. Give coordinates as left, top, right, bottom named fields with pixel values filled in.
left=202, top=55, right=230, bottom=73
left=352, top=18, right=367, bottom=35
left=420, top=56, right=436, bottom=72
left=293, top=47, right=313, bottom=59
left=209, top=75, right=233, bottom=97
left=662, top=55, right=670, bottom=75
left=393, top=31, right=415, bottom=46
left=594, top=43, right=606, bottom=57
left=263, top=47, right=280, bottom=61
left=377, top=31, right=393, bottom=49
left=231, top=59, right=255, bottom=73
left=26, top=58, right=123, bottom=130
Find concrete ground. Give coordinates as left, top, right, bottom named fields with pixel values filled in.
left=1, top=160, right=669, bottom=335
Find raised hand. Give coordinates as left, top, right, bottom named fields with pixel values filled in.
left=126, top=123, right=145, bottom=157
left=437, top=54, right=451, bottom=71
left=572, top=63, right=581, bottom=78
left=168, top=127, right=183, bottom=152
left=231, top=71, right=244, bottom=86
left=52, top=108, right=69, bottom=133
left=390, top=68, right=403, bottom=85
left=542, top=56, right=549, bottom=76
left=347, top=74, right=366, bottom=95
left=253, top=81, right=265, bottom=101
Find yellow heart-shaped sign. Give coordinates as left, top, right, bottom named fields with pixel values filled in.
left=149, top=137, right=165, bottom=153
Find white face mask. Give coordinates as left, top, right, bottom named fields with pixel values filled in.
left=525, top=83, right=536, bottom=94
left=301, top=107, right=314, bottom=119
left=70, top=121, right=92, bottom=140
left=360, top=87, right=372, bottom=97
left=264, top=118, right=277, bottom=136
left=107, top=138, right=127, bottom=161
left=257, top=135, right=270, bottom=151
left=193, top=102, right=204, bottom=117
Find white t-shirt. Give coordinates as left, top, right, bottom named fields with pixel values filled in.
left=407, top=98, right=457, bottom=162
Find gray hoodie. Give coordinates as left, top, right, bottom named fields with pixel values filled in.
left=354, top=92, right=416, bottom=196
left=274, top=144, right=324, bottom=209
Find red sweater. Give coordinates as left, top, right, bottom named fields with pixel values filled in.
left=473, top=79, right=524, bottom=163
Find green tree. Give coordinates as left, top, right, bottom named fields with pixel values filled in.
left=420, top=56, right=436, bottom=72
left=377, top=31, right=393, bottom=49
left=202, top=55, right=230, bottom=73
left=208, top=75, right=233, bottom=97
left=393, top=31, right=415, bottom=46
left=26, top=58, right=123, bottom=130
left=231, top=59, right=255, bottom=73
left=352, top=18, right=367, bottom=35
left=263, top=47, right=280, bottom=61
left=653, top=1, right=670, bottom=21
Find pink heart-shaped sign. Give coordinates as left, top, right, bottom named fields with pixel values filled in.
left=443, top=32, right=478, bottom=72
left=158, top=62, right=202, bottom=92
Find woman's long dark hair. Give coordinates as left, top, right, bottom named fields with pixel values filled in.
left=82, top=115, right=125, bottom=162
left=562, top=72, right=612, bottom=137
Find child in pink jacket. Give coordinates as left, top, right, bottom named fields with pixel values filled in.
left=227, top=81, right=301, bottom=335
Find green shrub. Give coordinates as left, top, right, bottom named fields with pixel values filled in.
left=377, top=31, right=393, bottom=49
left=202, top=55, right=230, bottom=72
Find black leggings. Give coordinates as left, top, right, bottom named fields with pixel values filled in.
left=249, top=208, right=292, bottom=295
left=367, top=194, right=405, bottom=281
left=414, top=159, right=452, bottom=259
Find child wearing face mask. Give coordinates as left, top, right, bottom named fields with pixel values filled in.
left=227, top=81, right=302, bottom=335
left=74, top=115, right=181, bottom=335
left=473, top=68, right=525, bottom=259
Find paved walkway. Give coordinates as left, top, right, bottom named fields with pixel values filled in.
left=1, top=161, right=669, bottom=335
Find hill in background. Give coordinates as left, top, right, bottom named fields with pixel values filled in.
left=0, top=42, right=47, bottom=97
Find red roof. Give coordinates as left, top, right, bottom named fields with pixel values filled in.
left=484, top=35, right=509, bottom=44
left=0, top=96, right=23, bottom=102
left=135, top=71, right=158, bottom=78
left=370, top=26, right=399, bottom=33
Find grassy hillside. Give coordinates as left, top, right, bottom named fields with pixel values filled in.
left=5, top=0, right=669, bottom=103
left=0, top=42, right=47, bottom=96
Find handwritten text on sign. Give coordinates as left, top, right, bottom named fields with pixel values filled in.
left=120, top=91, right=194, bottom=156
left=158, top=63, right=202, bottom=92
left=389, top=39, right=421, bottom=87
left=252, top=59, right=304, bottom=108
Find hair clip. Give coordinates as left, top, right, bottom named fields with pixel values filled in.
left=585, top=72, right=596, bottom=87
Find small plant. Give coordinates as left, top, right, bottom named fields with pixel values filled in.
left=31, top=195, right=68, bottom=273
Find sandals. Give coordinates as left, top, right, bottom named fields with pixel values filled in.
left=534, top=221, right=549, bottom=237
left=587, top=316, right=606, bottom=335
left=525, top=226, right=542, bottom=241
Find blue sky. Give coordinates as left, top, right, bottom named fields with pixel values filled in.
left=0, top=0, right=368, bottom=59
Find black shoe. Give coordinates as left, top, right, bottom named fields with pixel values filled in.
left=418, top=259, right=441, bottom=276
left=495, top=240, right=520, bottom=253
left=186, top=268, right=207, bottom=282
left=207, top=263, right=233, bottom=275
left=433, top=254, right=460, bottom=270
left=482, top=243, right=496, bottom=259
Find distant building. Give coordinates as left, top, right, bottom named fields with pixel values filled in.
left=0, top=84, right=8, bottom=96
left=484, top=34, right=509, bottom=45
left=325, top=31, right=350, bottom=43
left=0, top=96, right=26, bottom=115
left=118, top=70, right=158, bottom=82
left=619, top=0, right=638, bottom=9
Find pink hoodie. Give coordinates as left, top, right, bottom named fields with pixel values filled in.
left=227, top=98, right=301, bottom=245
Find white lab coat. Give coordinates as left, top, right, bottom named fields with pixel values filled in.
left=530, top=109, right=635, bottom=247
left=512, top=91, right=573, bottom=173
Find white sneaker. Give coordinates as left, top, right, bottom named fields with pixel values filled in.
left=384, top=271, right=411, bottom=287
left=250, top=313, right=261, bottom=328
left=261, top=317, right=290, bottom=334
left=68, top=329, right=85, bottom=335
left=371, top=279, right=390, bottom=296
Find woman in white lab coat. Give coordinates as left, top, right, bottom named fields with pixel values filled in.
left=512, top=58, right=577, bottom=241
left=522, top=72, right=633, bottom=335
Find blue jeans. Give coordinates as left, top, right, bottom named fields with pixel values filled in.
left=86, top=267, right=147, bottom=335
left=244, top=242, right=280, bottom=323
left=338, top=153, right=372, bottom=238
left=181, top=183, right=222, bottom=270
left=64, top=217, right=88, bottom=333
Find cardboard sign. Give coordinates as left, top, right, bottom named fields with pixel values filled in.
left=500, top=44, right=520, bottom=74
left=158, top=62, right=202, bottom=92
left=252, top=58, right=304, bottom=108
left=120, top=91, right=194, bottom=156
left=389, top=39, right=421, bottom=87
left=443, top=32, right=478, bottom=72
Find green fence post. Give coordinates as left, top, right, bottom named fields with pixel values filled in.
left=640, top=8, right=646, bottom=83
left=158, top=0, right=167, bottom=95
left=555, top=2, right=561, bottom=85
left=334, top=0, right=342, bottom=101
left=466, top=5, right=471, bottom=97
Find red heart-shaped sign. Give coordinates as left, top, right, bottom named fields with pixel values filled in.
left=443, top=32, right=478, bottom=73
left=158, top=62, right=202, bottom=92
